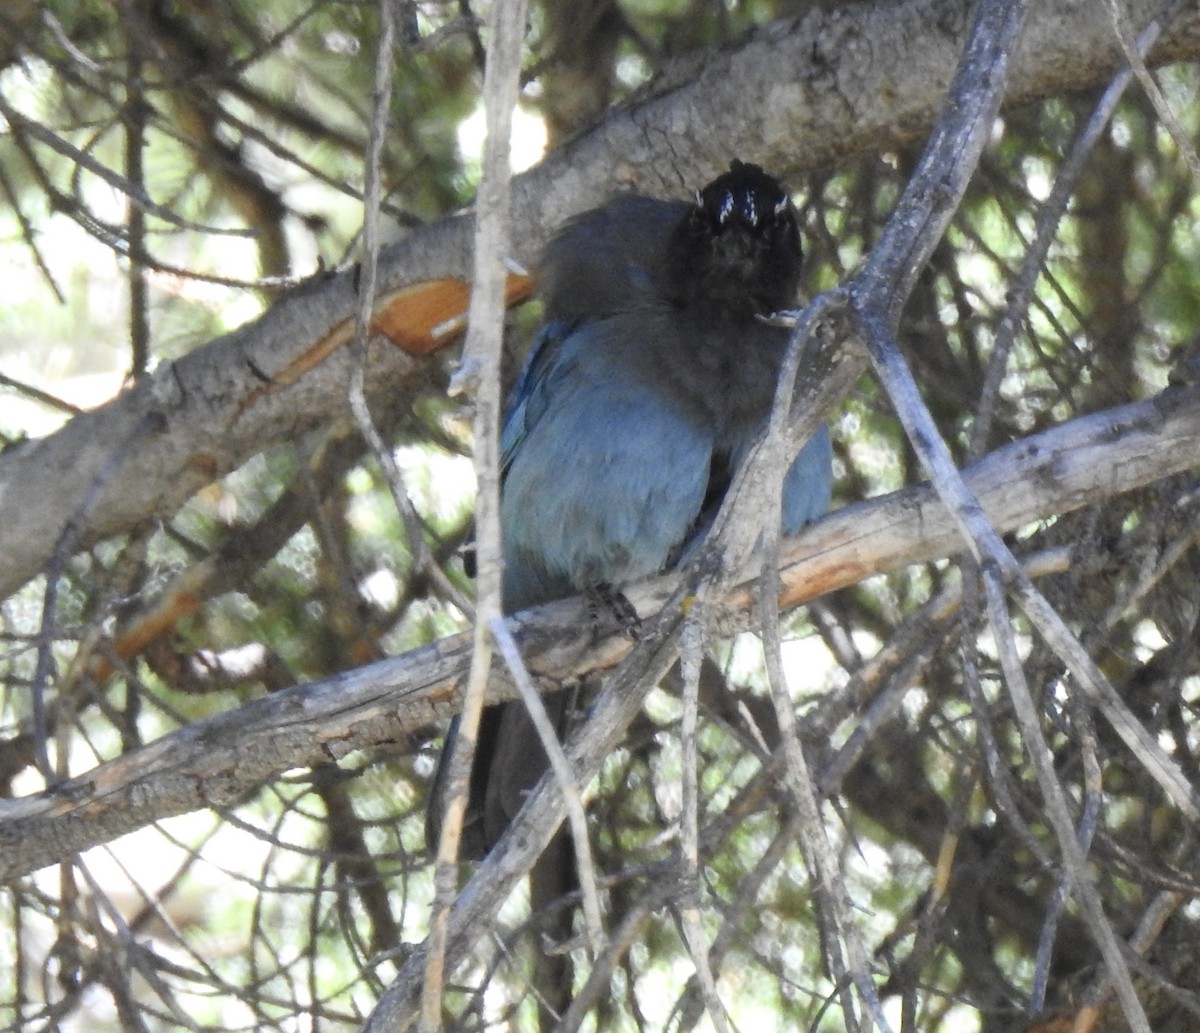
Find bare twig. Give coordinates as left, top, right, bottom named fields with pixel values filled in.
left=752, top=297, right=885, bottom=1030
left=970, top=0, right=1186, bottom=458
left=558, top=880, right=672, bottom=1033
left=31, top=412, right=166, bottom=782
left=0, top=371, right=82, bottom=416
left=1105, top=0, right=1200, bottom=186
left=0, top=93, right=253, bottom=238
left=1070, top=888, right=1190, bottom=1032
left=677, top=613, right=734, bottom=1033
left=1029, top=682, right=1103, bottom=1015
left=346, top=0, right=470, bottom=620
left=123, top=12, right=150, bottom=380
left=489, top=616, right=605, bottom=953
left=421, top=0, right=528, bottom=1028
left=957, top=561, right=1055, bottom=870
left=981, top=572, right=1149, bottom=1031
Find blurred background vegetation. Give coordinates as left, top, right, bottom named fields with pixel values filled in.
left=2, top=1, right=1200, bottom=1031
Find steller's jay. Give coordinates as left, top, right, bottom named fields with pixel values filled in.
left=428, top=160, right=833, bottom=858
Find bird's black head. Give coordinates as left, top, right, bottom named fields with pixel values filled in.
left=667, top=160, right=802, bottom=318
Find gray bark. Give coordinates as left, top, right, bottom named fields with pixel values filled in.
left=2, top=382, right=1197, bottom=884
left=0, top=0, right=1196, bottom=599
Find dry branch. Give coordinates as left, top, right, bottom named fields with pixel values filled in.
left=0, top=0, right=1197, bottom=600
left=1, top=384, right=1197, bottom=884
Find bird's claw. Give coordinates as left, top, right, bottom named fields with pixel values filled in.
left=586, top=585, right=641, bottom=640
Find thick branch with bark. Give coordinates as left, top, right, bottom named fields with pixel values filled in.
left=0, top=0, right=1197, bottom=600
left=2, top=384, right=1196, bottom=884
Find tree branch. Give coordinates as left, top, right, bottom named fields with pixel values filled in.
left=0, top=0, right=1196, bottom=600
left=2, top=384, right=1197, bottom=884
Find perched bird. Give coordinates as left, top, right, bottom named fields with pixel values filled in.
left=429, top=160, right=833, bottom=857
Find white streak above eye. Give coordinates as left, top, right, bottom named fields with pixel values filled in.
left=742, top=190, right=758, bottom=225
left=718, top=190, right=735, bottom=224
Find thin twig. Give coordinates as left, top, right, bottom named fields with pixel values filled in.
left=557, top=880, right=671, bottom=1033
left=677, top=613, right=734, bottom=1033
left=31, top=412, right=166, bottom=782
left=345, top=0, right=471, bottom=618
left=0, top=158, right=64, bottom=304
left=970, top=0, right=1182, bottom=458
left=1029, top=682, right=1103, bottom=1015
left=673, top=812, right=804, bottom=1030
left=1076, top=888, right=1189, bottom=1033
left=489, top=616, right=605, bottom=953
left=957, top=563, right=1055, bottom=870
left=1106, top=0, right=1200, bottom=185
left=123, top=13, right=150, bottom=380
left=980, top=572, right=1149, bottom=1032
left=0, top=93, right=253, bottom=238
left=753, top=298, right=885, bottom=1031
left=421, top=0, right=527, bottom=1028
left=0, top=371, right=82, bottom=416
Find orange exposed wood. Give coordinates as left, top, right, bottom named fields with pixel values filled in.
left=372, top=273, right=535, bottom=354
left=237, top=273, right=535, bottom=414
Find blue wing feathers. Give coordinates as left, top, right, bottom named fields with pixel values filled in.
left=782, top=423, right=833, bottom=536
left=499, top=318, right=714, bottom=611
left=497, top=313, right=832, bottom=612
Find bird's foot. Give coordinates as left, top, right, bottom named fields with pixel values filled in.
left=585, top=584, right=641, bottom=640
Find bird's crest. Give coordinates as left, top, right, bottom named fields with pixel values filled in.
left=693, top=159, right=791, bottom=232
